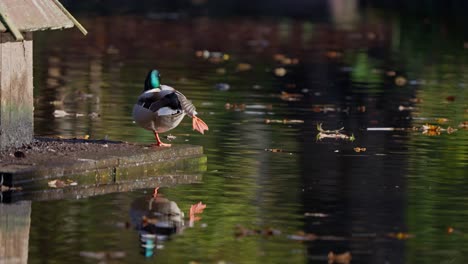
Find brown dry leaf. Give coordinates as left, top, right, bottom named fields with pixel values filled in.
left=357, top=106, right=366, bottom=112
left=48, top=179, right=77, bottom=188
left=265, top=148, right=283, bottom=153
left=265, top=119, right=304, bottom=124
left=325, top=51, right=342, bottom=59
left=395, top=76, right=407, bottom=86
left=236, top=63, right=252, bottom=72
left=288, top=231, right=318, bottom=241
left=280, top=92, right=303, bottom=101
left=353, top=147, right=366, bottom=153
left=458, top=121, right=468, bottom=129
left=436, top=118, right=449, bottom=124
left=273, top=54, right=286, bottom=61
left=234, top=225, right=281, bottom=239
left=386, top=70, right=396, bottom=77
left=274, top=67, right=287, bottom=77
left=328, top=251, right=352, bottom=264
left=225, top=103, right=246, bottom=111
left=387, top=232, right=414, bottom=240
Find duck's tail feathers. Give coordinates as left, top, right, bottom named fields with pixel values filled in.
left=192, top=116, right=209, bottom=134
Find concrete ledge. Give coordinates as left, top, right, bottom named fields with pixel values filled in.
left=0, top=137, right=206, bottom=202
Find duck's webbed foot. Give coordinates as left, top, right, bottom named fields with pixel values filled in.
left=153, top=131, right=172, bottom=147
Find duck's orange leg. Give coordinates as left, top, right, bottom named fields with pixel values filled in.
left=153, top=131, right=171, bottom=147
left=192, top=116, right=209, bottom=134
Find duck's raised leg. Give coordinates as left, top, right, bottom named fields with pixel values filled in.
left=192, top=116, right=209, bottom=134
left=153, top=131, right=171, bottom=147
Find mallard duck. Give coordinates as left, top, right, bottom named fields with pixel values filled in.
left=132, top=69, right=208, bottom=147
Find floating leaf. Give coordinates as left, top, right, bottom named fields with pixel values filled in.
left=446, top=95, right=455, bottom=102
left=387, top=232, right=413, bottom=240
left=395, top=76, right=407, bottom=86
left=304, top=212, right=328, bottom=217
left=265, top=119, right=304, bottom=124
left=280, top=92, right=303, bottom=101
left=447, top=227, right=455, bottom=234
left=274, top=67, right=287, bottom=77
left=265, top=148, right=284, bottom=153
left=328, top=251, right=352, bottom=264
left=316, top=124, right=354, bottom=142
left=353, top=147, right=366, bottom=153
left=48, top=179, right=77, bottom=188
left=236, top=63, right=252, bottom=72
left=235, top=225, right=282, bottom=239
left=458, top=121, right=468, bottom=129
left=288, top=231, right=318, bottom=241
left=53, top=110, right=70, bottom=117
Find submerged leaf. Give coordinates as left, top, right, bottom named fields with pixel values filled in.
left=328, top=251, right=352, bottom=264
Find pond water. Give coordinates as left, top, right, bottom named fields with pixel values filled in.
left=11, top=5, right=468, bottom=264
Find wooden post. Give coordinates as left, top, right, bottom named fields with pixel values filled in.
left=0, top=32, right=33, bottom=149
left=0, top=201, right=32, bottom=264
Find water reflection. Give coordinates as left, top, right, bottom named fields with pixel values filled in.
left=0, top=201, right=31, bottom=264
left=130, top=188, right=206, bottom=258
left=24, top=4, right=468, bottom=264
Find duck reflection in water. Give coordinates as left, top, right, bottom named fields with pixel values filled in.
left=129, top=187, right=206, bottom=257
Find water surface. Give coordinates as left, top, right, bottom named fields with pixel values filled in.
left=22, top=8, right=468, bottom=264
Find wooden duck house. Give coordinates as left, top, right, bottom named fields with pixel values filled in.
left=0, top=0, right=86, bottom=149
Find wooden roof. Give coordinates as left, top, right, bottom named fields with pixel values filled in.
left=0, top=0, right=87, bottom=40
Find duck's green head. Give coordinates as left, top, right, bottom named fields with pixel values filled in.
left=144, top=69, right=161, bottom=90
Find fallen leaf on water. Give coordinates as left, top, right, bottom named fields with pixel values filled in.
left=225, top=103, right=246, bottom=111
left=409, top=97, right=423, bottom=103
left=304, top=212, right=328, bottom=217
left=235, top=225, right=281, bottom=238
left=280, top=91, right=303, bottom=101
left=165, top=134, right=176, bottom=141
left=53, top=110, right=70, bottom=117
left=288, top=231, right=318, bottom=241
left=236, top=63, right=252, bottom=72
left=386, top=70, right=396, bottom=77
left=387, top=232, right=414, bottom=240
left=316, top=123, right=355, bottom=142
left=265, top=148, right=283, bottom=153
left=273, top=53, right=286, bottom=61
left=446, top=95, right=455, bottom=102
left=48, top=179, right=77, bottom=188
left=436, top=118, right=449, bottom=124
left=447, top=227, right=455, bottom=234
left=458, top=121, right=468, bottom=129
left=216, top=68, right=226, bottom=75
left=274, top=67, right=287, bottom=77
left=395, top=76, right=407, bottom=86
left=325, top=51, right=342, bottom=59
left=328, top=251, right=352, bottom=264
left=398, top=105, right=415, bottom=111
left=265, top=119, right=304, bottom=124
left=353, top=147, right=366, bottom=153
left=1, top=185, right=23, bottom=192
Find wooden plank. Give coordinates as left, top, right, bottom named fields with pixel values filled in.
left=0, top=0, right=74, bottom=33
left=0, top=32, right=34, bottom=149
left=0, top=4, right=24, bottom=40
left=51, top=0, right=88, bottom=35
